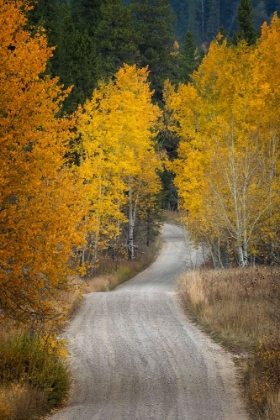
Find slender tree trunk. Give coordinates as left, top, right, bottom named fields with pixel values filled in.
left=237, top=244, right=245, bottom=267
left=146, top=209, right=151, bottom=247
left=81, top=249, right=85, bottom=265
left=93, top=232, right=99, bottom=275
left=208, top=237, right=224, bottom=268
left=128, top=179, right=135, bottom=260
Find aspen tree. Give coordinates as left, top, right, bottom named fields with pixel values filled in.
left=77, top=64, right=162, bottom=262
left=114, top=65, right=162, bottom=259
left=0, top=0, right=85, bottom=323
left=165, top=29, right=280, bottom=266
left=254, top=14, right=280, bottom=261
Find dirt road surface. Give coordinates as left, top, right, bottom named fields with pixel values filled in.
left=49, top=224, right=248, bottom=420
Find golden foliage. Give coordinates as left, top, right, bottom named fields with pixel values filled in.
left=165, top=15, right=280, bottom=266
left=0, top=0, right=85, bottom=323
left=77, top=64, right=163, bottom=264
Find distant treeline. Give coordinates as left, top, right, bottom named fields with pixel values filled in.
left=28, top=1, right=280, bottom=113
left=28, top=0, right=190, bottom=112
left=170, top=0, right=280, bottom=45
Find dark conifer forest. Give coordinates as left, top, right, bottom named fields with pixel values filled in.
left=170, top=0, right=280, bottom=44
left=28, top=0, right=280, bottom=113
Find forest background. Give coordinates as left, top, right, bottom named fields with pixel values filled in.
left=28, top=0, right=280, bottom=111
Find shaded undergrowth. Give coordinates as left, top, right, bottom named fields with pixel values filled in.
left=82, top=236, right=161, bottom=293
left=0, top=329, right=69, bottom=420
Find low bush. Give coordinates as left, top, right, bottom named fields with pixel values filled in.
left=0, top=331, right=69, bottom=420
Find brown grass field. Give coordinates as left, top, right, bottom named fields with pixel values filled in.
left=178, top=266, right=280, bottom=420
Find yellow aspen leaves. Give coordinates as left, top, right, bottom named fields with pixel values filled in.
left=165, top=17, right=280, bottom=267
left=0, top=0, right=85, bottom=323
left=1, top=3, right=163, bottom=324
left=77, top=64, right=163, bottom=264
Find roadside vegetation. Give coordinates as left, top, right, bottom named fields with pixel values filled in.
left=167, top=5, right=280, bottom=418
left=0, top=229, right=161, bottom=419
left=178, top=266, right=280, bottom=420
left=0, top=1, right=163, bottom=418
left=0, top=326, right=70, bottom=420
left=82, top=235, right=161, bottom=293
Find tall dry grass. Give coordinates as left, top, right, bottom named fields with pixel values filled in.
left=178, top=266, right=280, bottom=419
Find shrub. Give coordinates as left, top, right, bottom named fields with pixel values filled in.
left=0, top=331, right=70, bottom=419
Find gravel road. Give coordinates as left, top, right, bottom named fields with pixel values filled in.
left=49, top=224, right=248, bottom=420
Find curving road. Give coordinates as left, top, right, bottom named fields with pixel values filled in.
left=49, top=224, right=248, bottom=420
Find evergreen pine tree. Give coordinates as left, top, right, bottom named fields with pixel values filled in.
left=206, top=0, right=220, bottom=41
left=94, top=0, right=139, bottom=81
left=130, top=0, right=176, bottom=102
left=50, top=0, right=97, bottom=112
left=180, top=31, right=199, bottom=83
left=233, top=0, right=258, bottom=45
left=70, top=0, right=103, bottom=36
left=28, top=0, right=59, bottom=46
left=218, top=25, right=229, bottom=39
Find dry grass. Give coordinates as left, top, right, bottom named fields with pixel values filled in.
left=263, top=392, right=280, bottom=420
left=0, top=324, right=69, bottom=420
left=83, top=274, right=115, bottom=293
left=178, top=267, right=279, bottom=350
left=80, top=237, right=161, bottom=294
left=178, top=266, right=280, bottom=419
left=163, top=210, right=183, bottom=225
left=0, top=383, right=46, bottom=420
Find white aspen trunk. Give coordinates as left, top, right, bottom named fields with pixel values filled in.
left=237, top=244, right=245, bottom=268
left=128, top=179, right=136, bottom=260
left=242, top=179, right=248, bottom=266
left=268, top=131, right=278, bottom=259
left=243, top=241, right=248, bottom=266
left=230, top=121, right=245, bottom=268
